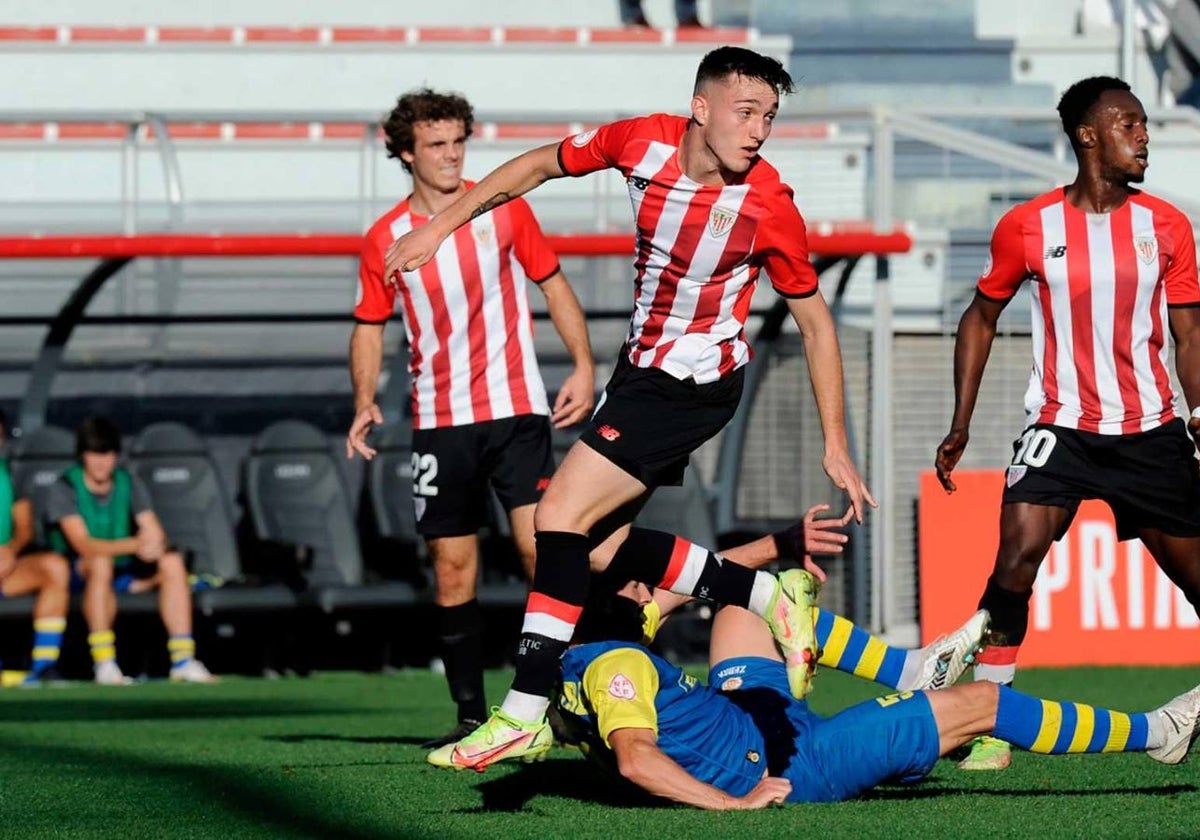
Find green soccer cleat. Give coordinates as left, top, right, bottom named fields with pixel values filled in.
left=766, top=569, right=821, bottom=700
left=957, top=735, right=1012, bottom=770
left=426, top=707, right=553, bottom=771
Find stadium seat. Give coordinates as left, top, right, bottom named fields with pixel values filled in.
left=243, top=419, right=415, bottom=612
left=129, top=422, right=297, bottom=615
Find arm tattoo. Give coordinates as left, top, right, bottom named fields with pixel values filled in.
left=470, top=192, right=513, bottom=220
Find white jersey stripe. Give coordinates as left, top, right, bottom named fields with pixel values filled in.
left=1086, top=214, right=1125, bottom=432
left=473, top=216, right=516, bottom=420
left=1039, top=203, right=1080, bottom=427
left=432, top=239, right=474, bottom=426
left=1130, top=202, right=1165, bottom=430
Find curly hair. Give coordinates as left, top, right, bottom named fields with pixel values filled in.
left=1057, top=76, right=1132, bottom=149
left=382, top=88, right=475, bottom=173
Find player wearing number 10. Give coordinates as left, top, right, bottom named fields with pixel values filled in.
left=935, top=76, right=1200, bottom=770
left=347, top=89, right=595, bottom=747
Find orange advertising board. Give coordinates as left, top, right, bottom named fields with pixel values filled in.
left=918, top=470, right=1200, bottom=666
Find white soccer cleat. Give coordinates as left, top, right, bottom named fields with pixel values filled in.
left=908, top=609, right=990, bottom=692
left=1148, top=683, right=1200, bottom=765
left=170, top=659, right=220, bottom=684
left=94, top=660, right=133, bottom=686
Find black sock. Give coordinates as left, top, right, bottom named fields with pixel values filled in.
left=437, top=600, right=486, bottom=723
left=978, top=575, right=1033, bottom=647
left=608, top=527, right=756, bottom=607
left=511, top=531, right=591, bottom=700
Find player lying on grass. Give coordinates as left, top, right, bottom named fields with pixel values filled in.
left=550, top=571, right=1200, bottom=808
left=432, top=506, right=991, bottom=766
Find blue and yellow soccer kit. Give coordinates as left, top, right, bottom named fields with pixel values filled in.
left=559, top=641, right=942, bottom=803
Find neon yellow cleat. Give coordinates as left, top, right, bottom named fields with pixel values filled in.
left=427, top=707, right=553, bottom=771
left=957, top=735, right=1012, bottom=770
left=766, top=569, right=821, bottom=700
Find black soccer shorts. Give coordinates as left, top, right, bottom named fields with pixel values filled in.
left=1001, top=418, right=1200, bottom=540
left=409, top=414, right=555, bottom=538
left=579, top=354, right=744, bottom=488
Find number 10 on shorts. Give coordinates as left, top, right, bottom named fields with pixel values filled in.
left=1012, top=428, right=1058, bottom=468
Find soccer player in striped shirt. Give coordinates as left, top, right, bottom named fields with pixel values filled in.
left=386, top=47, right=873, bottom=770
left=936, top=76, right=1200, bottom=770
left=347, top=89, right=596, bottom=747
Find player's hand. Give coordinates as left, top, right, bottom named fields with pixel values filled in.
left=822, top=449, right=877, bottom=524
left=551, top=365, right=595, bottom=428
left=730, top=776, right=791, bottom=809
left=346, top=404, right=384, bottom=461
left=773, top=504, right=853, bottom=565
left=383, top=225, right=444, bottom=288
left=935, top=427, right=970, bottom=493
left=136, top=530, right=165, bottom=562
left=1188, top=412, right=1200, bottom=448
left=0, top=545, right=15, bottom=580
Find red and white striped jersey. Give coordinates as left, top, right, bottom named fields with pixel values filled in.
left=356, top=186, right=558, bottom=429
left=558, top=114, right=818, bottom=384
left=978, top=187, right=1200, bottom=434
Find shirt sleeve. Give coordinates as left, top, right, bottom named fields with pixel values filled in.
left=976, top=207, right=1030, bottom=302
left=353, top=231, right=396, bottom=324
left=1165, top=210, right=1200, bottom=306
left=581, top=647, right=660, bottom=746
left=640, top=600, right=663, bottom=645
left=42, top=480, right=78, bottom=525
left=755, top=186, right=819, bottom=298
left=557, top=117, right=643, bottom=178
left=508, top=199, right=561, bottom=284
left=129, top=473, right=153, bottom=517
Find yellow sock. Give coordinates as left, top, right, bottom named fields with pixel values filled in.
left=88, top=630, right=116, bottom=665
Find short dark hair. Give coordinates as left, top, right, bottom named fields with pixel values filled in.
left=76, top=416, right=121, bottom=456
left=572, top=574, right=648, bottom=645
left=1057, top=76, right=1132, bottom=147
left=382, top=88, right=474, bottom=173
left=694, top=46, right=794, bottom=97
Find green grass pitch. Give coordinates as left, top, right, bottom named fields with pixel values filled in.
left=2, top=666, right=1200, bottom=839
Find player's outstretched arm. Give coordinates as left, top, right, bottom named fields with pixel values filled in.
left=384, top=143, right=565, bottom=280
left=538, top=271, right=596, bottom=428
left=786, top=295, right=876, bottom=523
left=934, top=293, right=1006, bottom=492
left=608, top=727, right=790, bottom=809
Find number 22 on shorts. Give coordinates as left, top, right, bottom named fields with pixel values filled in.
left=410, top=452, right=439, bottom=496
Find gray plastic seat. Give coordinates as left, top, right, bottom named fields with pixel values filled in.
left=245, top=419, right=414, bottom=611
left=130, top=422, right=296, bottom=615
left=366, top=421, right=418, bottom=546
left=9, top=425, right=75, bottom=505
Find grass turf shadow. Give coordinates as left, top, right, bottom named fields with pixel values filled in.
left=0, top=697, right=360, bottom=723
left=467, top=758, right=671, bottom=812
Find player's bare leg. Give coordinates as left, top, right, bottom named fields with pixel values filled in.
left=962, top=502, right=1068, bottom=770
left=129, top=552, right=216, bottom=683
left=2, top=553, right=70, bottom=683
left=423, top=534, right=487, bottom=748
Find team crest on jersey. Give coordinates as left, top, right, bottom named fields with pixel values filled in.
left=708, top=206, right=738, bottom=238
left=607, top=673, right=636, bottom=700
left=473, top=222, right=494, bottom=247
left=571, top=128, right=598, bottom=148
left=1006, top=465, right=1027, bottom=487
left=1134, top=235, right=1158, bottom=265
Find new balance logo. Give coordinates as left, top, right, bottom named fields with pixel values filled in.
left=630, top=176, right=649, bottom=191
left=1044, top=245, right=1066, bottom=259
left=597, top=424, right=621, bottom=441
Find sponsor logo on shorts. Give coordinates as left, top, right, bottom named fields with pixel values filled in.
left=607, top=673, right=636, bottom=700
left=597, top=424, right=621, bottom=442
left=715, top=664, right=747, bottom=680
left=1006, top=465, right=1027, bottom=487
left=720, top=677, right=744, bottom=691
left=746, top=750, right=760, bottom=764
left=536, top=477, right=551, bottom=491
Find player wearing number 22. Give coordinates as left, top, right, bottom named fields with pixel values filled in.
left=347, top=89, right=595, bottom=748
left=935, top=76, right=1200, bottom=771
